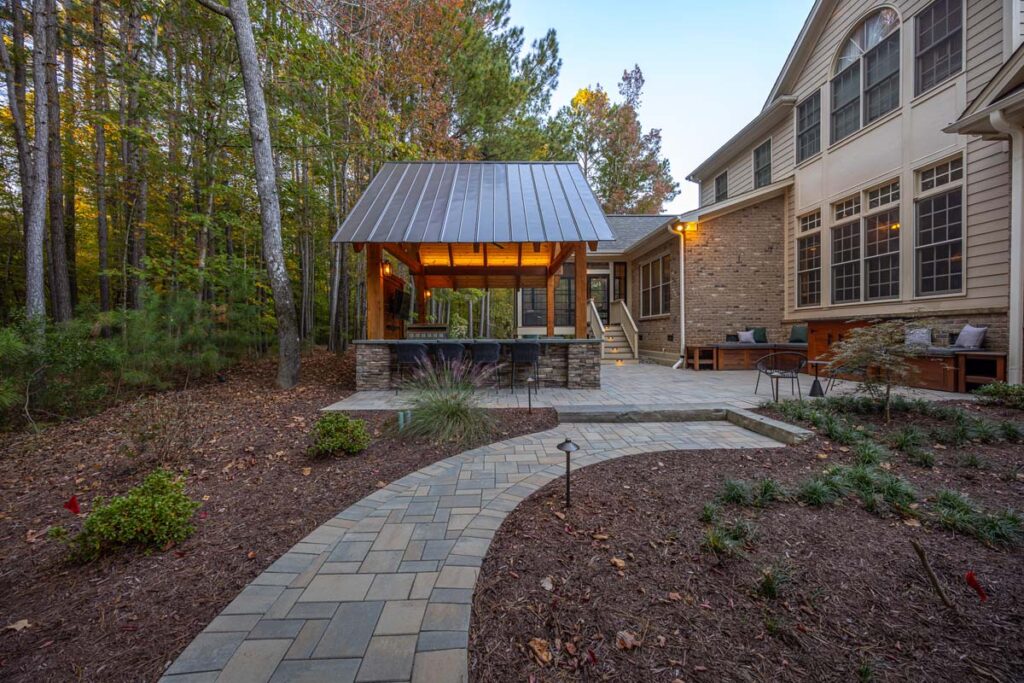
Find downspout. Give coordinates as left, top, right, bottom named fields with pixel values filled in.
left=990, top=110, right=1024, bottom=384
left=678, top=229, right=686, bottom=359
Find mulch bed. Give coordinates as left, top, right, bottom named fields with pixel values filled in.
left=0, top=348, right=556, bottom=682
left=470, top=419, right=1024, bottom=681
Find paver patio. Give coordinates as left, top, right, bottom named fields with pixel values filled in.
left=160, top=421, right=781, bottom=683
left=325, top=363, right=966, bottom=412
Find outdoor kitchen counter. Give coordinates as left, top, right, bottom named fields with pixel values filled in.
left=353, top=338, right=602, bottom=391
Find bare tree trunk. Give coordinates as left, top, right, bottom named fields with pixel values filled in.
left=24, top=0, right=49, bottom=318
left=6, top=0, right=31, bottom=231
left=62, top=10, right=76, bottom=307
left=92, top=0, right=110, bottom=312
left=123, top=0, right=143, bottom=309
left=45, top=0, right=72, bottom=321
left=197, top=0, right=300, bottom=388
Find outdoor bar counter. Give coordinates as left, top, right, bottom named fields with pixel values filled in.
left=354, top=338, right=602, bottom=391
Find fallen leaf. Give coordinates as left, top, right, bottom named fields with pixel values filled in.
left=553, top=511, right=566, bottom=521
left=656, top=635, right=667, bottom=647
left=610, top=557, right=626, bottom=569
left=903, top=518, right=921, bottom=527
left=301, top=467, right=312, bottom=476
left=615, top=630, right=641, bottom=650
left=5, top=619, right=30, bottom=632
left=565, top=642, right=577, bottom=656
left=668, top=591, right=682, bottom=601
left=540, top=576, right=554, bottom=592
left=591, top=533, right=609, bottom=541
left=815, top=453, right=828, bottom=460
left=528, top=638, right=552, bottom=665
left=376, top=480, right=387, bottom=488
left=246, top=550, right=257, bottom=560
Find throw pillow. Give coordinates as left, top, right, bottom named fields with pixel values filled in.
left=905, top=328, right=932, bottom=346
left=789, top=325, right=808, bottom=344
left=737, top=330, right=756, bottom=343
left=749, top=327, right=768, bottom=343
left=954, top=324, right=987, bottom=349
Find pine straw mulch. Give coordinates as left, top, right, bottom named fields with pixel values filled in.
left=0, top=347, right=557, bottom=682
left=470, top=421, right=1024, bottom=682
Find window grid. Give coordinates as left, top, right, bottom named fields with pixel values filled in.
left=916, top=0, right=963, bottom=95
left=920, top=157, right=963, bottom=192
left=799, top=211, right=821, bottom=233
left=640, top=255, right=671, bottom=317
left=916, top=188, right=963, bottom=295
left=753, top=140, right=772, bottom=189
left=797, top=233, right=821, bottom=307
left=831, top=62, right=861, bottom=144
left=831, top=222, right=861, bottom=303
left=714, top=172, right=728, bottom=202
left=864, top=32, right=901, bottom=124
left=796, top=92, right=821, bottom=163
left=834, top=196, right=861, bottom=220
left=867, top=180, right=900, bottom=209
left=864, top=208, right=901, bottom=300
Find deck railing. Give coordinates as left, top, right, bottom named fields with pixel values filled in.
left=609, top=299, right=639, bottom=359
left=586, top=298, right=605, bottom=341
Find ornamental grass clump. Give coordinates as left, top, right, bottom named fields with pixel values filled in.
left=933, top=490, right=1023, bottom=547
left=309, top=412, right=371, bottom=457
left=68, top=470, right=200, bottom=562
left=403, top=360, right=493, bottom=447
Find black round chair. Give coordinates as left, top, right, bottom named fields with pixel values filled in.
left=754, top=352, right=807, bottom=401
left=509, top=341, right=541, bottom=394
left=395, top=343, right=429, bottom=393
left=435, top=342, right=466, bottom=366
left=470, top=342, right=501, bottom=386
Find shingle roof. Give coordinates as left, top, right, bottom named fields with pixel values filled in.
left=331, top=162, right=615, bottom=245
left=598, top=215, right=675, bottom=253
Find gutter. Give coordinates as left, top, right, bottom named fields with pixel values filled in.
left=989, top=110, right=1024, bottom=384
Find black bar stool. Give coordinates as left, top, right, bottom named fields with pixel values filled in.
left=509, top=341, right=541, bottom=394
left=394, top=343, right=429, bottom=393
left=435, top=342, right=466, bottom=367
left=470, top=342, right=501, bottom=387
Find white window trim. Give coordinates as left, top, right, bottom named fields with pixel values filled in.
left=638, top=252, right=672, bottom=319
left=752, top=138, right=773, bottom=189
left=912, top=154, right=966, bottom=299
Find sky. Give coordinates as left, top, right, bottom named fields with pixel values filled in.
left=507, top=0, right=817, bottom=214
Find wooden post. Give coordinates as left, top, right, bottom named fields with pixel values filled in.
left=575, top=242, right=588, bottom=339
left=546, top=269, right=555, bottom=337
left=415, top=275, right=427, bottom=323
left=365, top=243, right=384, bottom=339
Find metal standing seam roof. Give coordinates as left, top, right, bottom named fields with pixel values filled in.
left=331, top=162, right=616, bottom=245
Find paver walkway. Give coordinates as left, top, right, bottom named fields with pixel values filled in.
left=325, top=364, right=966, bottom=412
left=161, top=421, right=781, bottom=683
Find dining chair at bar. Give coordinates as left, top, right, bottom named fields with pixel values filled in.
left=435, top=342, right=466, bottom=367
left=509, top=341, right=541, bottom=395
left=395, top=343, right=429, bottom=394
left=470, top=342, right=501, bottom=387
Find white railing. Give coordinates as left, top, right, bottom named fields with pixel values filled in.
left=586, top=298, right=605, bottom=340
left=609, top=299, right=639, bottom=359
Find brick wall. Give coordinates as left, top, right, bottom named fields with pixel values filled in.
left=683, top=196, right=788, bottom=346
left=630, top=235, right=681, bottom=359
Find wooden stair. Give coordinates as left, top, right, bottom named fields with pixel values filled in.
left=602, top=323, right=638, bottom=364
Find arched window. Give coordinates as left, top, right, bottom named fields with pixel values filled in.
left=831, top=8, right=901, bottom=144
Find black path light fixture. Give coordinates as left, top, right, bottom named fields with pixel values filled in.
left=526, top=376, right=536, bottom=413
left=556, top=437, right=579, bottom=508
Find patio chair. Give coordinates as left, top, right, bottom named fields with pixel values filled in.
left=394, top=343, right=429, bottom=394
left=470, top=342, right=502, bottom=387
left=754, top=352, right=807, bottom=402
left=509, top=341, right=541, bottom=394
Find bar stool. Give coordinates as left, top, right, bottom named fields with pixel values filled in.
left=509, top=341, right=541, bottom=394
left=394, top=343, right=429, bottom=393
left=435, top=342, right=466, bottom=367
left=470, top=342, right=501, bottom=387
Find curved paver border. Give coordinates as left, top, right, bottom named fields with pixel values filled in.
left=160, top=422, right=781, bottom=683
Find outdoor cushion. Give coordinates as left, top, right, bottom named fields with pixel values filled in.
left=737, top=330, right=756, bottom=343
left=774, top=342, right=809, bottom=351
left=788, top=325, right=808, bottom=344
left=954, top=324, right=987, bottom=349
left=924, top=346, right=957, bottom=357
left=748, top=327, right=768, bottom=343
left=906, top=328, right=932, bottom=346
left=714, top=342, right=769, bottom=350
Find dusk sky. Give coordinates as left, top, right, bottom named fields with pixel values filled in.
left=508, top=0, right=817, bottom=213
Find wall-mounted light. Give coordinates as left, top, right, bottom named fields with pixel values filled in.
left=424, top=289, right=432, bottom=299
left=672, top=220, right=698, bottom=234
left=382, top=260, right=393, bottom=277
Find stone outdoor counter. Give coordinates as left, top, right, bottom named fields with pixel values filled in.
left=354, top=339, right=602, bottom=391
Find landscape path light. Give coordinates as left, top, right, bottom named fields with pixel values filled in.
left=556, top=437, right=579, bottom=508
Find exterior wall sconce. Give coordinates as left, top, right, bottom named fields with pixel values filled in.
left=557, top=438, right=580, bottom=508
left=671, top=220, right=698, bottom=235
left=424, top=289, right=432, bottom=299
left=382, top=261, right=393, bottom=277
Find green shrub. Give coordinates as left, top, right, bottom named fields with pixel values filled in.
left=975, top=382, right=1024, bottom=410
left=754, top=478, right=786, bottom=507
left=999, top=421, right=1023, bottom=442
left=70, top=470, right=200, bottom=562
left=853, top=441, right=889, bottom=466
left=967, top=419, right=1001, bottom=444
left=402, top=361, right=493, bottom=446
left=699, top=502, right=719, bottom=524
left=905, top=446, right=936, bottom=468
left=309, top=413, right=371, bottom=457
left=957, top=452, right=986, bottom=469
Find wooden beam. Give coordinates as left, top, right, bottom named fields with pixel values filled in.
left=549, top=244, right=574, bottom=276
left=515, top=243, right=523, bottom=291
left=365, top=244, right=384, bottom=339
left=352, top=243, right=364, bottom=253
left=588, top=241, right=598, bottom=251
left=546, top=268, right=555, bottom=337
left=383, top=243, right=422, bottom=274
left=575, top=242, right=588, bottom=339
left=414, top=274, right=427, bottom=323
left=422, top=266, right=547, bottom=278
left=483, top=243, right=489, bottom=290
